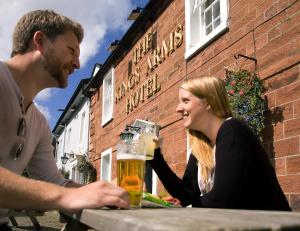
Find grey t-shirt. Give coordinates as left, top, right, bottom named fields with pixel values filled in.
left=0, top=61, right=68, bottom=224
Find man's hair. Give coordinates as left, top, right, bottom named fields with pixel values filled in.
left=11, top=10, right=84, bottom=57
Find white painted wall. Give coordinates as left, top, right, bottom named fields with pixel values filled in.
left=56, top=100, right=90, bottom=183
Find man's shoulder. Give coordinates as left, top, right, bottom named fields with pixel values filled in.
left=30, top=103, right=50, bottom=131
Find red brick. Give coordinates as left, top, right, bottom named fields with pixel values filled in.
left=255, top=34, right=268, bottom=51
left=265, top=65, right=299, bottom=91
left=285, top=117, right=300, bottom=137
left=287, top=155, right=300, bottom=174
left=276, top=81, right=300, bottom=106
left=259, top=39, right=300, bottom=80
left=256, top=0, right=273, bottom=17
left=286, top=0, right=300, bottom=17
left=268, top=25, right=282, bottom=41
left=295, top=99, right=300, bottom=117
left=273, top=122, right=284, bottom=140
left=274, top=157, right=286, bottom=175
left=274, top=137, right=299, bottom=157
left=265, top=92, right=276, bottom=108
left=265, top=3, right=279, bottom=19
left=278, top=174, right=300, bottom=193
left=290, top=193, right=300, bottom=212
left=281, top=102, right=294, bottom=120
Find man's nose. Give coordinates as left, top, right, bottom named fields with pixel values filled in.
left=73, top=57, right=80, bottom=69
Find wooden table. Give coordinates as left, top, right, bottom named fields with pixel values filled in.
left=64, top=207, right=300, bottom=231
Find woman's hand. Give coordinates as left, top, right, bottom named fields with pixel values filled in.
left=162, top=196, right=181, bottom=206
left=153, top=136, right=160, bottom=149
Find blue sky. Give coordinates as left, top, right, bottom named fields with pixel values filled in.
left=0, top=0, right=148, bottom=129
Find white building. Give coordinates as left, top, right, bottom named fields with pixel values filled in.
left=52, top=78, right=91, bottom=184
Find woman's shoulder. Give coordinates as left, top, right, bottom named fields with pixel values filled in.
left=218, top=117, right=254, bottom=139
left=221, top=117, right=248, bottom=128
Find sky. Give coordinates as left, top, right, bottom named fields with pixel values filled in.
left=0, top=0, right=148, bottom=129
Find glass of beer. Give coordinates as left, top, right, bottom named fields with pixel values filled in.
left=117, top=140, right=146, bottom=208
left=139, top=125, right=158, bottom=160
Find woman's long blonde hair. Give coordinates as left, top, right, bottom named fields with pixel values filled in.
left=180, top=77, right=232, bottom=183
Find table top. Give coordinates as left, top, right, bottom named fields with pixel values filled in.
left=68, top=207, right=300, bottom=231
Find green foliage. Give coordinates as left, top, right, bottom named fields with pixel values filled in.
left=79, top=155, right=97, bottom=184
left=225, top=69, right=267, bottom=141
left=59, top=168, right=70, bottom=179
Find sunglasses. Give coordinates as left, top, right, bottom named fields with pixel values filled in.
left=14, top=117, right=27, bottom=160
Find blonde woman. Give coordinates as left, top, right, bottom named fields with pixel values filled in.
left=150, top=76, right=291, bottom=211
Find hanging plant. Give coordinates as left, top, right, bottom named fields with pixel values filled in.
left=225, top=69, right=267, bottom=141
left=78, top=155, right=97, bottom=184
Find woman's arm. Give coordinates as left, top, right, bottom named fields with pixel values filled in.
left=150, top=148, right=200, bottom=206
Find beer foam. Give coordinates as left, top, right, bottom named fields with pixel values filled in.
left=117, top=153, right=146, bottom=160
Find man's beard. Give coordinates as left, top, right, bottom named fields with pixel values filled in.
left=42, top=48, right=68, bottom=88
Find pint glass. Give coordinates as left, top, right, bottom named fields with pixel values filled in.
left=140, top=125, right=158, bottom=160
left=117, top=140, right=145, bottom=208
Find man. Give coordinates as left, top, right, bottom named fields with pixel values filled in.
left=0, top=10, right=129, bottom=230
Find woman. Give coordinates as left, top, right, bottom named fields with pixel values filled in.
left=150, top=76, right=291, bottom=210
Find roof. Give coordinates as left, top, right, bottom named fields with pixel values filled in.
left=83, top=0, right=173, bottom=97
left=52, top=78, right=91, bottom=136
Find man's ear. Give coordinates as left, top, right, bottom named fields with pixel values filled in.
left=33, top=31, right=44, bottom=51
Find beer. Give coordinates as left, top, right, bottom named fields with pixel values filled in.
left=139, top=133, right=156, bottom=160
left=117, top=154, right=145, bottom=208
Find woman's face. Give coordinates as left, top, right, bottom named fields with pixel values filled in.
left=176, top=88, right=209, bottom=130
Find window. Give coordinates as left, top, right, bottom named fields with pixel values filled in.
left=185, top=0, right=229, bottom=58
left=80, top=112, right=85, bottom=144
left=66, top=127, right=72, bottom=152
left=102, top=68, right=114, bottom=126
left=71, top=166, right=76, bottom=181
left=100, top=148, right=112, bottom=181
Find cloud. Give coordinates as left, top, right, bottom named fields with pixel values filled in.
left=35, top=88, right=57, bottom=102
left=0, top=0, right=134, bottom=126
left=0, top=0, right=133, bottom=66
left=34, top=101, right=51, bottom=121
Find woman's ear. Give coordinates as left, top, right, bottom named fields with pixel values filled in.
left=202, top=99, right=211, bottom=111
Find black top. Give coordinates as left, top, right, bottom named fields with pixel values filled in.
left=150, top=118, right=291, bottom=211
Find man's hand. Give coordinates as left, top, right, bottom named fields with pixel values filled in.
left=60, top=181, right=130, bottom=213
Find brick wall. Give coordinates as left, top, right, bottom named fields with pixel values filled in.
left=89, top=0, right=300, bottom=210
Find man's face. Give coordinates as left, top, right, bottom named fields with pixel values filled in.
left=42, top=31, right=80, bottom=88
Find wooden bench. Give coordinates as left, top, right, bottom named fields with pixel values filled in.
left=8, top=210, right=45, bottom=230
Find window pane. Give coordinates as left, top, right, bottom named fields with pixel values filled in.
left=205, top=8, right=212, bottom=25
left=102, top=69, right=114, bottom=124
left=213, top=1, right=220, bottom=19
left=205, top=0, right=214, bottom=8
left=214, top=18, right=221, bottom=28
left=206, top=25, right=212, bottom=35
left=104, top=83, right=112, bottom=100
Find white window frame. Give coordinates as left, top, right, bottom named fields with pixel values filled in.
left=101, top=67, right=114, bottom=126
left=66, top=127, right=72, bottom=153
left=100, top=148, right=112, bottom=181
left=185, top=0, right=229, bottom=59
left=80, top=111, right=86, bottom=144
